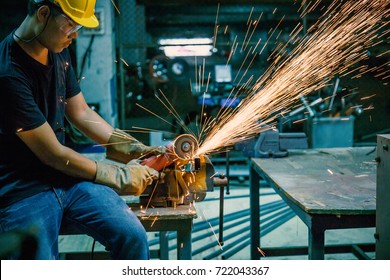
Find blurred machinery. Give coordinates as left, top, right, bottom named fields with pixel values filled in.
left=279, top=78, right=363, bottom=148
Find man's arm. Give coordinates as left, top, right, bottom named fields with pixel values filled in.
left=17, top=122, right=97, bottom=180
left=17, top=91, right=160, bottom=194
left=16, top=92, right=112, bottom=181
left=65, top=92, right=166, bottom=164
left=64, top=92, right=114, bottom=145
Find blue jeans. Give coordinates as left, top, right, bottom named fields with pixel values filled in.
left=0, top=182, right=149, bottom=260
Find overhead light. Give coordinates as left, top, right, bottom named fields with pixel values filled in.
left=158, top=37, right=214, bottom=57
left=160, top=45, right=213, bottom=57
left=158, top=38, right=213, bottom=45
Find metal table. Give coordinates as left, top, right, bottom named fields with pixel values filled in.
left=250, top=147, right=376, bottom=260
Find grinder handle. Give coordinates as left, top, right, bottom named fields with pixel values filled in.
left=141, top=144, right=175, bottom=171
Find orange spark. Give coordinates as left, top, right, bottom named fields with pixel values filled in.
left=257, top=247, right=266, bottom=257
left=151, top=216, right=158, bottom=228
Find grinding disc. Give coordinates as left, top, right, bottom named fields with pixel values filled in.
left=173, top=134, right=199, bottom=159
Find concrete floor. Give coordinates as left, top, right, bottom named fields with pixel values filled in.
left=59, top=157, right=376, bottom=260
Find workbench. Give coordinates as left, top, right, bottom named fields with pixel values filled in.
left=250, top=147, right=376, bottom=260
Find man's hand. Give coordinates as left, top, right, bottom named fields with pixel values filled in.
left=95, top=160, right=159, bottom=195
left=106, top=129, right=166, bottom=163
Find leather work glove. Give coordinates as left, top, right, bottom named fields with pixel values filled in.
left=94, top=160, right=159, bottom=195
left=106, top=129, right=166, bottom=163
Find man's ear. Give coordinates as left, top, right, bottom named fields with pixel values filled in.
left=36, top=5, right=50, bottom=22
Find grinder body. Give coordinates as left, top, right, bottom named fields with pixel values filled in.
left=140, top=134, right=227, bottom=207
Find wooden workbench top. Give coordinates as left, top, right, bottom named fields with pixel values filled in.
left=127, top=202, right=198, bottom=220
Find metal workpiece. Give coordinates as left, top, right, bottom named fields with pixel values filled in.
left=376, top=134, right=390, bottom=259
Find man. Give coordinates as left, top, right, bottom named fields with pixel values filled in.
left=0, top=0, right=164, bottom=259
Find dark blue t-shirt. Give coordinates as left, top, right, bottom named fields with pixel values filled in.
left=0, top=32, right=82, bottom=208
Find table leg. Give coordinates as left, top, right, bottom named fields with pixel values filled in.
left=159, top=231, right=169, bottom=260
left=250, top=165, right=261, bottom=259
left=176, top=220, right=192, bottom=260
left=308, top=220, right=325, bottom=260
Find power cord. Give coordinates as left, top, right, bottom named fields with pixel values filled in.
left=91, top=239, right=96, bottom=260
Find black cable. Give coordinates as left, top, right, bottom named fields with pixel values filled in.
left=77, top=34, right=95, bottom=81
left=366, top=146, right=376, bottom=155
left=91, top=239, right=96, bottom=260
left=13, top=13, right=50, bottom=43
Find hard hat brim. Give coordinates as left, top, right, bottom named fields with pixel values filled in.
left=68, top=14, right=99, bottom=28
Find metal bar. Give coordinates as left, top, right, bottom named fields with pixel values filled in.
left=226, top=151, right=230, bottom=195
left=221, top=211, right=296, bottom=259
left=191, top=206, right=290, bottom=256
left=351, top=244, right=371, bottom=260
left=218, top=186, right=225, bottom=245
left=203, top=208, right=294, bottom=259
left=193, top=200, right=285, bottom=232
left=176, top=220, right=192, bottom=260
left=308, top=219, right=325, bottom=260
left=148, top=202, right=281, bottom=245
left=191, top=216, right=249, bottom=255
left=250, top=162, right=261, bottom=259
left=159, top=231, right=169, bottom=260
left=328, top=77, right=340, bottom=110
left=149, top=200, right=286, bottom=251
left=203, top=232, right=251, bottom=260
left=203, top=194, right=249, bottom=202
left=191, top=205, right=289, bottom=253
left=229, top=243, right=374, bottom=258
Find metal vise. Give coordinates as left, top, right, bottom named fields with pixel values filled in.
left=255, top=129, right=308, bottom=158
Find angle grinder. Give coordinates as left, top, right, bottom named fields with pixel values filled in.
left=141, top=134, right=199, bottom=171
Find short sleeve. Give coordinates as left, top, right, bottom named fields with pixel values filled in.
left=0, top=75, right=46, bottom=134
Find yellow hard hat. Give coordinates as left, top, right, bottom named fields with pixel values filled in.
left=37, top=0, right=99, bottom=28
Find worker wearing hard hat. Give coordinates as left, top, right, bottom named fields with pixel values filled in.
left=0, top=0, right=165, bottom=259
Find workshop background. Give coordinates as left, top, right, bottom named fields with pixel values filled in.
left=1, top=0, right=388, bottom=146
left=1, top=0, right=388, bottom=260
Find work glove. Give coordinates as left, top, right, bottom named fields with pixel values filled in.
left=94, top=160, right=159, bottom=195
left=106, top=128, right=166, bottom=163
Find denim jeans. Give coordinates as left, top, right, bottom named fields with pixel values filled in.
left=0, top=181, right=149, bottom=260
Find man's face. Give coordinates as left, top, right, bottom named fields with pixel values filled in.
left=37, top=5, right=81, bottom=53
left=53, top=11, right=82, bottom=36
